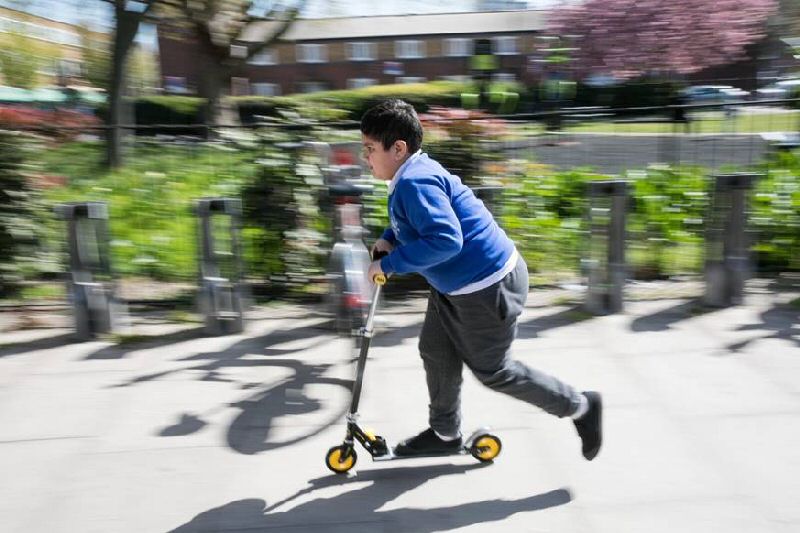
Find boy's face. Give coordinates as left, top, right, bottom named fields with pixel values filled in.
left=361, top=134, right=409, bottom=181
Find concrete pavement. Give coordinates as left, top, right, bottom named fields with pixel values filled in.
left=0, top=280, right=798, bottom=532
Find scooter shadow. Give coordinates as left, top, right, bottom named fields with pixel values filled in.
left=169, top=463, right=572, bottom=532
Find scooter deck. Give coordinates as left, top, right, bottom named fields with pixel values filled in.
left=372, top=446, right=473, bottom=461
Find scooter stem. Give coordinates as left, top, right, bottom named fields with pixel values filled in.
left=348, top=281, right=383, bottom=416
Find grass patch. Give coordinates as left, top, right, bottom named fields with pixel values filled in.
left=565, top=110, right=800, bottom=134
left=19, top=283, right=65, bottom=301
left=166, top=310, right=203, bottom=323
left=39, top=140, right=260, bottom=281
left=109, top=333, right=154, bottom=345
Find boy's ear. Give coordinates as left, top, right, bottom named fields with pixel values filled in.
left=393, top=140, right=409, bottom=159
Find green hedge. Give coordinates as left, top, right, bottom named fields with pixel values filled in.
left=234, top=81, right=468, bottom=123
left=97, top=96, right=206, bottom=135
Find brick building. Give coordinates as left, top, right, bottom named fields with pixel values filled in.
left=0, top=6, right=105, bottom=87
left=157, top=10, right=548, bottom=97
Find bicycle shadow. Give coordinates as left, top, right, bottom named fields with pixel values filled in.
left=84, top=326, right=207, bottom=360
left=112, top=323, right=353, bottom=455
left=112, top=322, right=335, bottom=388
left=168, top=463, right=571, bottom=532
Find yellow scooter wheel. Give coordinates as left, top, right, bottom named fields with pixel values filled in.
left=325, top=445, right=357, bottom=474
left=471, top=434, right=502, bottom=463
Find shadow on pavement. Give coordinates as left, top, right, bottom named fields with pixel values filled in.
left=0, top=332, right=81, bottom=358
left=168, top=463, right=571, bottom=532
left=113, top=323, right=352, bottom=455
left=629, top=299, right=720, bottom=333
left=370, top=319, right=424, bottom=348
left=517, top=306, right=594, bottom=339
left=84, top=327, right=207, bottom=360
left=726, top=302, right=800, bottom=353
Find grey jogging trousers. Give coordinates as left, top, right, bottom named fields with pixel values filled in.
left=418, top=256, right=582, bottom=437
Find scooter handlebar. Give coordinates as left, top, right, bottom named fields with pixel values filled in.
left=372, top=249, right=389, bottom=285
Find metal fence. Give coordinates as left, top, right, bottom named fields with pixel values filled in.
left=2, top=98, right=798, bottom=312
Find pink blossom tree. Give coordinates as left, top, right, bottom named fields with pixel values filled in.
left=547, top=0, right=778, bottom=80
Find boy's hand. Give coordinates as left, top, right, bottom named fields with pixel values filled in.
left=367, top=260, right=384, bottom=285
left=371, top=238, right=394, bottom=257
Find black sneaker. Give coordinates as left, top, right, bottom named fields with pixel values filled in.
left=573, top=391, right=602, bottom=461
left=394, top=428, right=463, bottom=457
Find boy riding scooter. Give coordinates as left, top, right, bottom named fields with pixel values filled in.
left=362, top=99, right=602, bottom=462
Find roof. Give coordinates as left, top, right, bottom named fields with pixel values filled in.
left=239, top=10, right=549, bottom=43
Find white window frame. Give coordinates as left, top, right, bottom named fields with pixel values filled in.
left=347, top=78, right=377, bottom=89
left=297, top=81, right=329, bottom=93
left=440, top=75, right=471, bottom=83
left=396, top=76, right=426, bottom=84
left=248, top=49, right=278, bottom=66
left=443, top=38, right=472, bottom=57
left=347, top=42, right=376, bottom=61
left=296, top=43, right=328, bottom=63
left=251, top=82, right=281, bottom=96
left=395, top=40, right=426, bottom=59
left=492, top=72, right=517, bottom=82
left=493, top=36, right=519, bottom=55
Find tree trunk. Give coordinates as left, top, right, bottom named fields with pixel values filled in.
left=106, top=5, right=142, bottom=169
left=199, top=69, right=226, bottom=132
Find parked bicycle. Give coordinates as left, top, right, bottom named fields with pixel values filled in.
left=307, top=141, right=374, bottom=336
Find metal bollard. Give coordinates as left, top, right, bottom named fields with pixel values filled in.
left=195, top=198, right=247, bottom=335
left=584, top=180, right=629, bottom=315
left=54, top=202, right=117, bottom=340
left=704, top=173, right=759, bottom=307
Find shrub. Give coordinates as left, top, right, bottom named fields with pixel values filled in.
left=0, top=130, right=41, bottom=297
left=421, top=107, right=508, bottom=187
left=753, top=152, right=800, bottom=271
left=0, top=105, right=101, bottom=139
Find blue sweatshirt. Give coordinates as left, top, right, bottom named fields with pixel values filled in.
left=379, top=152, right=515, bottom=294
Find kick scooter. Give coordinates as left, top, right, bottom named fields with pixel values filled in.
left=324, top=259, right=503, bottom=474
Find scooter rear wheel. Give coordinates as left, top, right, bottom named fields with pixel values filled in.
left=470, top=434, right=502, bottom=462
left=325, top=445, right=357, bottom=474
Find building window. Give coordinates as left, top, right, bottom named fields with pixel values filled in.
left=297, top=43, right=328, bottom=63
left=396, top=76, right=426, bottom=84
left=440, top=75, right=471, bottom=83
left=297, top=81, right=329, bottom=93
left=443, top=38, right=472, bottom=57
left=230, top=77, right=250, bottom=97
left=59, top=59, right=83, bottom=78
left=492, top=72, right=517, bottom=82
left=0, top=17, right=80, bottom=47
left=347, top=78, right=377, bottom=89
left=395, top=40, right=426, bottom=59
left=248, top=49, right=278, bottom=66
left=251, top=82, right=281, bottom=96
left=347, top=42, right=376, bottom=61
left=494, top=36, right=519, bottom=55
left=164, top=76, right=189, bottom=94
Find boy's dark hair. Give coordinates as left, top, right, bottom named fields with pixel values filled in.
left=360, top=99, right=423, bottom=153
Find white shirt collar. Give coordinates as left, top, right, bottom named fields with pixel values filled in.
left=387, top=149, right=422, bottom=194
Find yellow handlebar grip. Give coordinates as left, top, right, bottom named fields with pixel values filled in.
left=373, top=273, right=387, bottom=285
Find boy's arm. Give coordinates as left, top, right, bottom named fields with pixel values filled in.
left=380, top=180, right=462, bottom=274
left=380, top=227, right=397, bottom=244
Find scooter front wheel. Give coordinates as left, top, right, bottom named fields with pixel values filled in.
left=470, top=434, right=502, bottom=463
left=325, top=445, right=357, bottom=474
